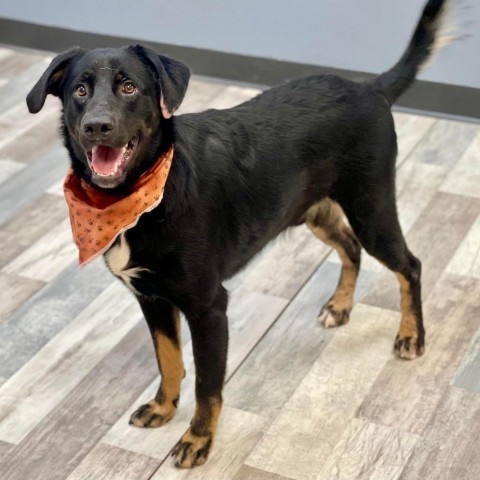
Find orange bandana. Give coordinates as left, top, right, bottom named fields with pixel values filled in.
left=64, top=147, right=174, bottom=265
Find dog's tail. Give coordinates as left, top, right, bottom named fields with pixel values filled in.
left=373, top=0, right=455, bottom=105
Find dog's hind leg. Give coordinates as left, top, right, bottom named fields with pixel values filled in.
left=342, top=186, right=424, bottom=360
left=130, top=299, right=184, bottom=427
left=306, top=198, right=362, bottom=328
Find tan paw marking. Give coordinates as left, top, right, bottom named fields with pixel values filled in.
left=172, top=429, right=212, bottom=468
left=318, top=303, right=350, bottom=328
left=129, top=399, right=176, bottom=428
left=394, top=335, right=425, bottom=360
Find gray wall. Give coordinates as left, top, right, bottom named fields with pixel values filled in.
left=1, top=0, right=479, bottom=89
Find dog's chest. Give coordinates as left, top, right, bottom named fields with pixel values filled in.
left=104, top=233, right=147, bottom=293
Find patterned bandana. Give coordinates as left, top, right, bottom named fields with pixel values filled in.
left=63, top=146, right=174, bottom=266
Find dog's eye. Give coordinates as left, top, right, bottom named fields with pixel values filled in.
left=74, top=84, right=87, bottom=97
left=122, top=81, right=137, bottom=95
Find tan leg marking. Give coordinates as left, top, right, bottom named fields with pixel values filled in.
left=130, top=309, right=184, bottom=427
left=395, top=273, right=424, bottom=360
left=173, top=397, right=222, bottom=468
left=306, top=199, right=361, bottom=328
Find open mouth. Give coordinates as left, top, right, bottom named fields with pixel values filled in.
left=86, top=135, right=138, bottom=178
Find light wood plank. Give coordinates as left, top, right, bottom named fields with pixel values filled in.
left=240, top=225, right=332, bottom=299
left=66, top=444, right=159, bottom=480
left=150, top=407, right=266, bottom=479
left=226, top=263, right=374, bottom=419
left=393, top=112, right=436, bottom=166
left=0, top=144, right=68, bottom=226
left=234, top=465, right=294, bottom=480
left=176, top=77, right=231, bottom=114
left=0, top=58, right=52, bottom=113
left=362, top=191, right=480, bottom=311
left=102, top=288, right=287, bottom=459
left=0, top=439, right=14, bottom=465
left=0, top=49, right=47, bottom=81
left=399, top=388, right=480, bottom=480
left=0, top=193, right=67, bottom=269
left=0, top=323, right=158, bottom=480
left=0, top=260, right=113, bottom=377
left=317, top=418, right=419, bottom=480
left=0, top=282, right=140, bottom=444
left=0, top=272, right=45, bottom=324
left=358, top=273, right=480, bottom=435
left=0, top=106, right=61, bottom=164
left=439, top=130, right=480, bottom=198
left=245, top=304, right=399, bottom=480
left=3, top=218, right=77, bottom=282
left=0, top=93, right=59, bottom=152
left=204, top=84, right=261, bottom=110
left=414, top=119, right=479, bottom=167
left=0, top=159, right=24, bottom=184
left=446, top=213, right=480, bottom=279
left=454, top=329, right=480, bottom=393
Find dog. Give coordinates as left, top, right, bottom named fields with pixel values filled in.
left=27, top=0, right=451, bottom=468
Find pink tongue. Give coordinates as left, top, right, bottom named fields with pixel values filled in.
left=91, top=146, right=124, bottom=175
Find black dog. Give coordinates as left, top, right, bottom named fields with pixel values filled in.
left=27, top=0, right=450, bottom=468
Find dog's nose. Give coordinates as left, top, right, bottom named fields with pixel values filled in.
left=82, top=116, right=115, bottom=139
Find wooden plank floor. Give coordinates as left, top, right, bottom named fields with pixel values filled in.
left=0, top=45, right=479, bottom=480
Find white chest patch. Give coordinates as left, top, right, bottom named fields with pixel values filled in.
left=104, top=233, right=147, bottom=293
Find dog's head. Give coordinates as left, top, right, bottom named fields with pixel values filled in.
left=27, top=45, right=190, bottom=189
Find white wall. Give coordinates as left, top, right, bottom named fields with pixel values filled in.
left=1, top=0, right=479, bottom=88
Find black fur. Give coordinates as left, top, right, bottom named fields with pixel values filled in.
left=26, top=0, right=449, bottom=467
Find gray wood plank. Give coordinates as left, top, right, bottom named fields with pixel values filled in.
left=203, top=84, right=261, bottom=110
left=66, top=444, right=159, bottom=480
left=176, top=77, right=232, bottom=114
left=0, top=260, right=113, bottom=377
left=362, top=191, right=480, bottom=311
left=0, top=58, right=52, bottom=112
left=0, top=49, right=47, bottom=81
left=0, top=159, right=24, bottom=184
left=3, top=218, right=77, bottom=282
left=446, top=213, right=480, bottom=279
left=0, top=272, right=45, bottom=324
left=0, top=144, right=68, bottom=226
left=225, top=262, right=374, bottom=419
left=244, top=303, right=399, bottom=480
left=0, top=323, right=158, bottom=480
left=0, top=439, right=14, bottom=467
left=440, top=131, right=480, bottom=199
left=234, top=465, right=294, bottom=480
left=414, top=119, right=479, bottom=167
left=454, top=330, right=480, bottom=393
left=0, top=282, right=141, bottom=445
left=317, top=418, right=419, bottom=480
left=0, top=193, right=68, bottom=269
left=0, top=102, right=61, bottom=164
left=393, top=112, right=436, bottom=167
left=240, top=225, right=332, bottom=299
left=358, top=273, right=480, bottom=435
left=399, top=388, right=480, bottom=480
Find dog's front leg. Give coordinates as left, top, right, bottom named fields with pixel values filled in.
left=173, top=287, right=228, bottom=468
left=130, top=298, right=184, bottom=427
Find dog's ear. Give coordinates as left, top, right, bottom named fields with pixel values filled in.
left=26, top=47, right=87, bottom=114
left=128, top=45, right=190, bottom=119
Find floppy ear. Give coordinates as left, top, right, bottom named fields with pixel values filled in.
left=26, top=47, right=87, bottom=114
left=128, top=45, right=190, bottom=119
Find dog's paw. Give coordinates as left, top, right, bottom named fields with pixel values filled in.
left=172, top=429, right=212, bottom=468
left=129, top=399, right=176, bottom=428
left=394, top=335, right=425, bottom=360
left=318, top=303, right=350, bottom=328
